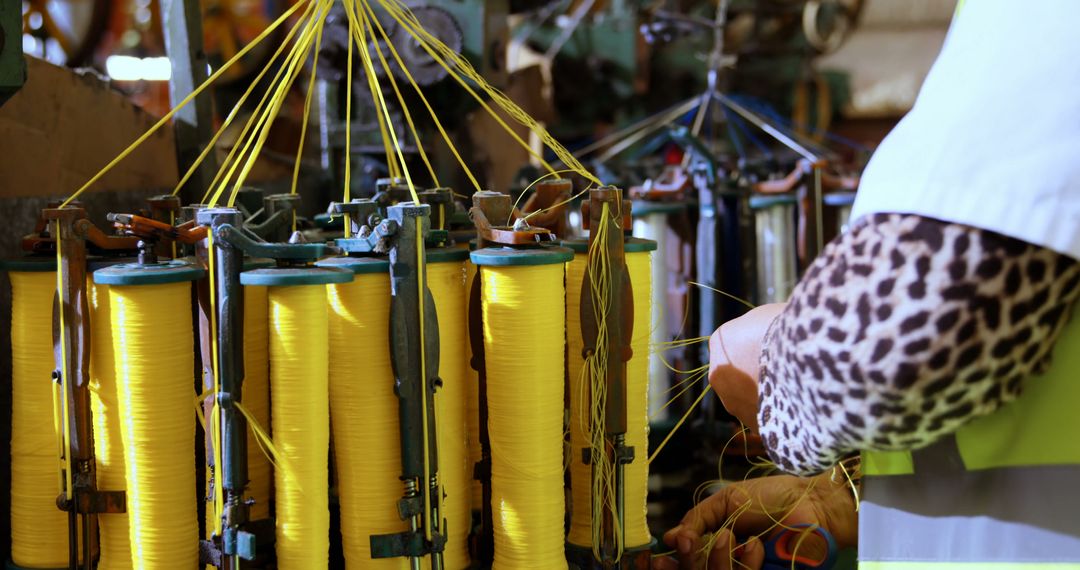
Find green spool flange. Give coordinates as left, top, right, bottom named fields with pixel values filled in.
left=315, top=256, right=389, bottom=275
left=428, top=247, right=469, bottom=264
left=470, top=246, right=573, bottom=267
left=0, top=256, right=56, bottom=272
left=88, top=256, right=138, bottom=272
left=240, top=266, right=354, bottom=286
left=632, top=200, right=686, bottom=217
left=748, top=194, right=797, bottom=209
left=93, top=259, right=206, bottom=286
left=561, top=237, right=659, bottom=254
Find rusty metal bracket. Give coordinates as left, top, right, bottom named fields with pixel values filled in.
left=469, top=191, right=557, bottom=247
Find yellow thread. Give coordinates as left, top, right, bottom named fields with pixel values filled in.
left=88, top=280, right=131, bottom=570
left=360, top=0, right=481, bottom=193
left=480, top=263, right=567, bottom=569
left=207, top=233, right=224, bottom=537
left=268, top=284, right=331, bottom=569
left=415, top=224, right=436, bottom=544
left=624, top=250, right=652, bottom=548
left=109, top=282, right=198, bottom=568
left=428, top=258, right=472, bottom=568
left=62, top=0, right=310, bottom=207
left=178, top=0, right=319, bottom=199
left=326, top=271, right=408, bottom=568
left=343, top=7, right=354, bottom=238
left=54, top=234, right=73, bottom=502
left=10, top=270, right=72, bottom=567
left=292, top=14, right=324, bottom=202
left=344, top=0, right=419, bottom=204
left=243, top=285, right=272, bottom=520
left=360, top=5, right=439, bottom=187
left=464, top=259, right=482, bottom=507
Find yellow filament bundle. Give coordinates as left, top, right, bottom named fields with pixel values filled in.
left=428, top=259, right=471, bottom=569
left=566, top=251, right=652, bottom=550
left=464, top=260, right=482, bottom=508
left=326, top=272, right=407, bottom=569
left=624, top=251, right=653, bottom=548
left=242, top=285, right=272, bottom=521
left=89, top=281, right=132, bottom=570
left=109, top=282, right=198, bottom=568
left=9, top=271, right=70, bottom=568
left=268, top=285, right=330, bottom=569
left=480, top=264, right=567, bottom=570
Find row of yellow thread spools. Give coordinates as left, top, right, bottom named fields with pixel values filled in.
left=6, top=203, right=657, bottom=570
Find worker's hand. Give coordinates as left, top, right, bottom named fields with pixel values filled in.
left=708, top=303, right=786, bottom=429
left=651, top=471, right=858, bottom=570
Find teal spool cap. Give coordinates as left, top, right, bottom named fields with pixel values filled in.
left=470, top=245, right=574, bottom=267
left=315, top=256, right=390, bottom=275
left=239, top=265, right=353, bottom=286
left=93, top=259, right=206, bottom=286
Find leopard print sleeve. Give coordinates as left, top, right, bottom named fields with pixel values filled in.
left=757, top=213, right=1080, bottom=475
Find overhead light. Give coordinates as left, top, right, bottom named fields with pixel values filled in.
left=105, top=55, right=172, bottom=81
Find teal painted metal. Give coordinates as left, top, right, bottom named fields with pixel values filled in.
left=0, top=256, right=55, bottom=272
left=427, top=247, right=469, bottom=264
left=238, top=266, right=353, bottom=286
left=315, top=256, right=390, bottom=275
left=92, top=259, right=205, bottom=285
left=470, top=246, right=573, bottom=267
left=749, top=194, right=798, bottom=209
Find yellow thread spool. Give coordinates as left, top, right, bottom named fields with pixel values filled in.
left=267, top=284, right=330, bottom=569
left=323, top=257, right=407, bottom=569
left=473, top=247, right=570, bottom=570
left=566, top=240, right=653, bottom=550
left=465, top=258, right=482, bottom=509
left=242, top=284, right=272, bottom=521
left=428, top=251, right=471, bottom=569
left=9, top=268, right=71, bottom=568
left=98, top=268, right=199, bottom=569
left=89, top=279, right=131, bottom=570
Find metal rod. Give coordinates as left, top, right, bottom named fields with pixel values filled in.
left=568, top=96, right=700, bottom=161
left=713, top=92, right=822, bottom=163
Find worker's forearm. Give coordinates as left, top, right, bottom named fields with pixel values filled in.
left=757, top=213, right=1080, bottom=474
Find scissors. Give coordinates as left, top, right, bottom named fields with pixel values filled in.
left=762, top=524, right=838, bottom=570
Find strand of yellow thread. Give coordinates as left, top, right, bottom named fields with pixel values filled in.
left=243, top=285, right=272, bottom=521
left=342, top=4, right=354, bottom=238
left=180, top=0, right=319, bottom=200
left=268, top=285, right=330, bottom=569
left=201, top=0, right=326, bottom=205
left=344, top=0, right=419, bottom=203
left=377, top=0, right=561, bottom=179
left=326, top=270, right=408, bottom=569
left=214, top=0, right=333, bottom=208
left=361, top=3, right=440, bottom=187
left=292, top=12, right=324, bottom=199
left=481, top=263, right=567, bottom=570
left=10, top=270, right=71, bottom=568
left=210, top=0, right=331, bottom=208
left=585, top=206, right=618, bottom=558
left=415, top=224, right=436, bottom=543
left=464, top=259, right=483, bottom=508
left=428, top=258, right=470, bottom=568
left=348, top=0, right=399, bottom=181
left=196, top=0, right=323, bottom=204
left=88, top=280, right=132, bottom=570
left=378, top=0, right=600, bottom=186
left=109, top=282, right=198, bottom=568
left=62, top=0, right=310, bottom=207
left=53, top=234, right=73, bottom=502
left=360, top=0, right=481, bottom=193
left=207, top=233, right=225, bottom=537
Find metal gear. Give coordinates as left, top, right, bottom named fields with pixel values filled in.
left=387, top=5, right=463, bottom=86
